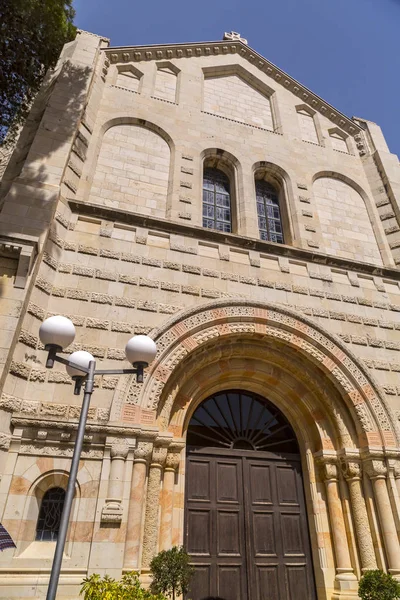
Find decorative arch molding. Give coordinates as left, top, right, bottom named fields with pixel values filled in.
left=121, top=299, right=399, bottom=450
left=100, top=116, right=174, bottom=151
left=312, top=170, right=391, bottom=266
left=312, top=170, right=367, bottom=199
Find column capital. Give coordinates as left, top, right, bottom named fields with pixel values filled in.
left=341, top=459, right=362, bottom=481
left=110, top=437, right=130, bottom=459
left=364, top=458, right=387, bottom=480
left=151, top=446, right=168, bottom=467
left=134, top=441, right=153, bottom=462
left=318, top=458, right=339, bottom=482
left=165, top=451, right=180, bottom=472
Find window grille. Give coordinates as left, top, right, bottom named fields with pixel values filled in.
left=256, top=180, right=284, bottom=243
left=202, top=167, right=232, bottom=232
left=35, top=487, right=66, bottom=541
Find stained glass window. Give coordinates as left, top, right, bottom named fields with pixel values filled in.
left=203, top=167, right=232, bottom=233
left=36, top=487, right=66, bottom=541
left=256, top=180, right=284, bottom=243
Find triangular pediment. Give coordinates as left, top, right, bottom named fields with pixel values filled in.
left=105, top=40, right=362, bottom=137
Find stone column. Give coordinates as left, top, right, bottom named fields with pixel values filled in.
left=141, top=446, right=167, bottom=569
left=123, top=441, right=152, bottom=570
left=101, top=438, right=129, bottom=523
left=160, top=452, right=180, bottom=551
left=342, top=460, right=377, bottom=571
left=365, top=459, right=400, bottom=576
left=321, top=462, right=357, bottom=590
left=394, top=462, right=400, bottom=500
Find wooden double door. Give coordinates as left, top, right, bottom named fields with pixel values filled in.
left=185, top=449, right=316, bottom=600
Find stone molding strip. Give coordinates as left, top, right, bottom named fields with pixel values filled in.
left=37, top=261, right=400, bottom=317
left=67, top=200, right=400, bottom=282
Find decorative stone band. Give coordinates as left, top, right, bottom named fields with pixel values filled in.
left=125, top=299, right=399, bottom=450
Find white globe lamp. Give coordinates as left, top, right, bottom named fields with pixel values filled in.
left=66, top=351, right=95, bottom=378
left=39, top=316, right=76, bottom=350
left=125, top=335, right=157, bottom=367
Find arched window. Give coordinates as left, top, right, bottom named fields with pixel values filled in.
left=36, top=487, right=65, bottom=541
left=202, top=167, right=232, bottom=232
left=255, top=180, right=284, bottom=243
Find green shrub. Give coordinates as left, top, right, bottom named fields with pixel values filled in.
left=150, top=546, right=194, bottom=600
left=80, top=571, right=166, bottom=600
left=359, top=570, right=400, bottom=600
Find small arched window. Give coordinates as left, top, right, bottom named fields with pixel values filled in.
left=36, top=487, right=65, bottom=541
left=255, top=180, right=284, bottom=243
left=202, top=167, right=232, bottom=233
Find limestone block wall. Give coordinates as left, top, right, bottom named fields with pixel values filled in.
left=1, top=34, right=400, bottom=598
left=69, top=44, right=397, bottom=272
left=203, top=73, right=274, bottom=130
left=153, top=65, right=178, bottom=103
left=89, top=124, right=171, bottom=217
left=4, top=203, right=400, bottom=420
left=313, top=177, right=382, bottom=263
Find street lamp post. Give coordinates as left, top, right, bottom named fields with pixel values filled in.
left=38, top=315, right=157, bottom=600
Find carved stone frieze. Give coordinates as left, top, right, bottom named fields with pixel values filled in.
left=0, top=433, right=11, bottom=450
left=19, top=444, right=103, bottom=458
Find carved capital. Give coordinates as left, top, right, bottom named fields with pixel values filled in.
left=319, top=459, right=339, bottom=482
left=151, top=446, right=168, bottom=467
left=341, top=459, right=362, bottom=481
left=165, top=452, right=180, bottom=471
left=134, top=441, right=153, bottom=462
left=364, top=459, right=387, bottom=480
left=110, top=438, right=129, bottom=459
left=393, top=461, right=400, bottom=480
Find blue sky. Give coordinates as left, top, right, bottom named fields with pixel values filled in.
left=73, top=0, right=400, bottom=157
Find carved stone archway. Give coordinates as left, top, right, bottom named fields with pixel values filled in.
left=115, top=300, right=400, bottom=598
left=120, top=299, right=399, bottom=451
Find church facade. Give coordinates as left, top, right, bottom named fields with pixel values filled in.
left=1, top=29, right=400, bottom=599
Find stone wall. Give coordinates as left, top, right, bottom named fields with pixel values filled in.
left=1, top=32, right=400, bottom=599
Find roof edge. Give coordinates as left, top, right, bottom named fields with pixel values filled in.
left=104, top=39, right=362, bottom=136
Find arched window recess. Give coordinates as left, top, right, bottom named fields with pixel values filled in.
left=255, top=175, right=284, bottom=244
left=202, top=152, right=237, bottom=233
left=35, top=487, right=66, bottom=542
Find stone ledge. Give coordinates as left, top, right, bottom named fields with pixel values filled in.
left=68, top=199, right=400, bottom=282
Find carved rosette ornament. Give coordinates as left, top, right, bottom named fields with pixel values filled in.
left=165, top=452, right=180, bottom=472
left=341, top=459, right=377, bottom=571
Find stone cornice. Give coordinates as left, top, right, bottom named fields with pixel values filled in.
left=68, top=199, right=400, bottom=281
left=104, top=40, right=361, bottom=137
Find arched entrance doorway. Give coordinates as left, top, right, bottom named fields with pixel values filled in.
left=185, top=390, right=317, bottom=600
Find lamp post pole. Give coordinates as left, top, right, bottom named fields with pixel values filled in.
left=46, top=359, right=96, bottom=600
left=38, top=315, right=157, bottom=600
